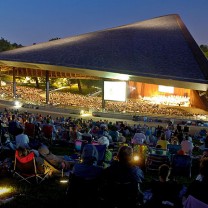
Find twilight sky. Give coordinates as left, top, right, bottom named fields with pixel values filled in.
left=0, top=0, right=207, bottom=46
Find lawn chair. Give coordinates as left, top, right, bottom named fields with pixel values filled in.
left=101, top=177, right=143, bottom=208
left=13, top=150, right=51, bottom=184
left=41, top=125, right=53, bottom=144
left=66, top=173, right=102, bottom=208
left=145, top=149, right=170, bottom=172
left=24, top=122, right=36, bottom=140
left=167, top=144, right=181, bottom=155
left=74, top=139, right=88, bottom=153
left=171, top=154, right=192, bottom=178
left=93, top=144, right=107, bottom=167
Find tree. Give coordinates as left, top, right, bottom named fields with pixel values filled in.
left=200, top=45, right=208, bottom=58
left=49, top=37, right=61, bottom=41
left=0, top=37, right=23, bottom=52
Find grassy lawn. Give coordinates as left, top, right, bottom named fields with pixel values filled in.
left=0, top=175, right=69, bottom=207
left=0, top=143, right=74, bottom=207
left=0, top=142, right=200, bottom=207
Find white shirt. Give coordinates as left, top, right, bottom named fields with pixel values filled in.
left=181, top=140, right=194, bottom=155
left=132, top=132, right=146, bottom=144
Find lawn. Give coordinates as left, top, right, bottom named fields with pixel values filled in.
left=0, top=144, right=72, bottom=208
left=0, top=142, right=200, bottom=207
left=0, top=175, right=69, bottom=208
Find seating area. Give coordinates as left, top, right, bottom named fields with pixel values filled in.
left=145, top=151, right=170, bottom=172
left=74, top=139, right=107, bottom=167
left=66, top=173, right=102, bottom=208
left=0, top=105, right=207, bottom=207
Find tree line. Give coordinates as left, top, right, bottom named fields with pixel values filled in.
left=0, top=37, right=23, bottom=52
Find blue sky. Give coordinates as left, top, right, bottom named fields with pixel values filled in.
left=0, top=0, right=207, bottom=46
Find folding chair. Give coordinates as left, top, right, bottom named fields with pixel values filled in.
left=145, top=152, right=170, bottom=172
left=171, top=154, right=192, bottom=178
left=167, top=144, right=181, bottom=155
left=93, top=144, right=107, bottom=166
left=13, top=150, right=51, bottom=184
left=66, top=173, right=102, bottom=208
left=42, top=125, right=53, bottom=144
left=24, top=122, right=36, bottom=140
left=167, top=144, right=182, bottom=160
left=74, top=139, right=87, bottom=153
left=102, top=178, right=142, bottom=208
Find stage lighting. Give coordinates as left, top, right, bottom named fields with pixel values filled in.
left=14, top=100, right=21, bottom=107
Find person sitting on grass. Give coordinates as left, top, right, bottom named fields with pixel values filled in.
left=16, top=146, right=46, bottom=174
left=66, top=144, right=104, bottom=208
left=97, top=136, right=113, bottom=168
left=70, top=143, right=104, bottom=179
left=101, top=145, right=144, bottom=208
left=144, top=164, right=183, bottom=208
left=38, top=144, right=74, bottom=172
left=183, top=157, right=208, bottom=205
left=15, top=127, right=40, bottom=156
left=156, top=133, right=170, bottom=150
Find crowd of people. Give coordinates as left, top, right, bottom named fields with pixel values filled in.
left=0, top=105, right=208, bottom=207
left=1, top=85, right=207, bottom=121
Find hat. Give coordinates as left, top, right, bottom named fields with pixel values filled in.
left=98, top=136, right=109, bottom=147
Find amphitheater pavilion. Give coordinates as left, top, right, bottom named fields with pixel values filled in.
left=0, top=14, right=208, bottom=111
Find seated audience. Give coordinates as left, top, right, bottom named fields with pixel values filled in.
left=38, top=144, right=73, bottom=171
left=156, top=133, right=170, bottom=149
left=205, top=135, right=208, bottom=148
left=97, top=136, right=113, bottom=168
left=69, top=125, right=82, bottom=143
left=144, top=164, right=183, bottom=208
left=41, top=118, right=58, bottom=141
left=117, top=132, right=126, bottom=143
left=181, top=135, right=194, bottom=156
left=15, top=127, right=39, bottom=157
left=8, top=114, right=23, bottom=138
left=66, top=144, right=104, bottom=208
left=101, top=145, right=144, bottom=207
left=71, top=143, right=104, bottom=179
left=16, top=147, right=46, bottom=174
left=108, top=125, right=119, bottom=142
left=132, top=129, right=147, bottom=145
left=184, top=157, right=208, bottom=205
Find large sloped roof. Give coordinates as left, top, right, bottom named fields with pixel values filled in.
left=0, top=14, right=208, bottom=91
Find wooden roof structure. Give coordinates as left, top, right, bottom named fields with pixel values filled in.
left=0, top=14, right=208, bottom=91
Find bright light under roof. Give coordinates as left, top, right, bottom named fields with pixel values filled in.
left=158, top=85, right=174, bottom=93
left=114, top=74, right=129, bottom=81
